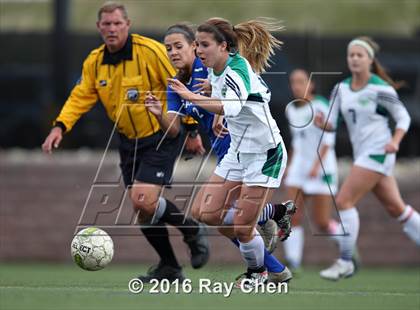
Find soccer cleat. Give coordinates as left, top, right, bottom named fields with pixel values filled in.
left=183, top=223, right=210, bottom=269
left=256, top=219, right=278, bottom=253
left=320, top=258, right=355, bottom=281
left=273, top=200, right=297, bottom=242
left=235, top=267, right=268, bottom=289
left=138, top=263, right=185, bottom=283
left=268, top=266, right=293, bottom=283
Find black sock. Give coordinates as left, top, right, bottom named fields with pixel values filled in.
left=160, top=199, right=199, bottom=237
left=140, top=224, right=180, bottom=268
left=273, top=203, right=287, bottom=221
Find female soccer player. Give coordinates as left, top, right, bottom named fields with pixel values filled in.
left=315, top=36, right=420, bottom=280
left=162, top=18, right=290, bottom=287
left=145, top=23, right=295, bottom=284
left=282, top=68, right=338, bottom=271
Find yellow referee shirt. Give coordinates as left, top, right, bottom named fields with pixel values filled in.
left=55, top=34, right=195, bottom=139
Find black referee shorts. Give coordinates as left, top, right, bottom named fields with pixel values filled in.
left=118, top=131, right=183, bottom=187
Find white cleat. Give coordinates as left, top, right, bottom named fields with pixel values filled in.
left=320, top=259, right=355, bottom=281
left=268, top=266, right=293, bottom=283
left=257, top=219, right=279, bottom=253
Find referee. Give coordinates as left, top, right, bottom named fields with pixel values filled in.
left=42, top=2, right=209, bottom=282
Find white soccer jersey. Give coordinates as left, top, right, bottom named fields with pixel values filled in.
left=208, top=53, right=281, bottom=153
left=285, top=96, right=338, bottom=193
left=328, top=74, right=411, bottom=159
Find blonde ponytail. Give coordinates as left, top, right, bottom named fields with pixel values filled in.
left=235, top=18, right=284, bottom=74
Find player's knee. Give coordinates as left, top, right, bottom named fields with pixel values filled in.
left=191, top=205, right=201, bottom=221
left=200, top=212, right=223, bottom=226
left=130, top=188, right=158, bottom=215
left=234, top=226, right=253, bottom=241
left=335, top=196, right=352, bottom=210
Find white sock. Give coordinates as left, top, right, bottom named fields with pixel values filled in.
left=223, top=202, right=273, bottom=226
left=239, top=230, right=265, bottom=269
left=398, top=205, right=420, bottom=246
left=283, top=226, right=304, bottom=269
left=338, top=208, right=359, bottom=261
left=327, top=219, right=345, bottom=243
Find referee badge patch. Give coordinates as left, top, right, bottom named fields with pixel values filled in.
left=99, top=80, right=107, bottom=87
left=126, top=88, right=139, bottom=102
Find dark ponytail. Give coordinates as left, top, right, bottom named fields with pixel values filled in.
left=165, top=23, right=195, bottom=84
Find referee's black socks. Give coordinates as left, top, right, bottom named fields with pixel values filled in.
left=140, top=224, right=181, bottom=269
left=156, top=198, right=199, bottom=237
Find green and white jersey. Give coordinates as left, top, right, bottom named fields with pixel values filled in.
left=208, top=53, right=281, bottom=153
left=286, top=95, right=337, bottom=173
left=328, top=74, right=410, bottom=158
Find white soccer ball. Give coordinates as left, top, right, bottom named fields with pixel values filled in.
left=71, top=227, right=114, bottom=271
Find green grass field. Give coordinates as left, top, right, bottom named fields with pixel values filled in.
left=0, top=264, right=419, bottom=310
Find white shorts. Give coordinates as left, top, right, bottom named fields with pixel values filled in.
left=354, top=153, right=396, bottom=176
left=285, top=171, right=338, bottom=195
left=214, top=141, right=287, bottom=188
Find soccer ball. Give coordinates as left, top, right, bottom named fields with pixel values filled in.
left=71, top=227, right=114, bottom=271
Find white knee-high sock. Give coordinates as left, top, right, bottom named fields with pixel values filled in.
left=327, top=219, right=345, bottom=243
left=283, top=226, right=304, bottom=269
left=239, top=231, right=265, bottom=269
left=338, top=208, right=359, bottom=261
left=223, top=203, right=273, bottom=226
left=398, top=205, right=420, bottom=246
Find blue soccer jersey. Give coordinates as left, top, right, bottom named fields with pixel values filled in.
left=167, top=57, right=231, bottom=160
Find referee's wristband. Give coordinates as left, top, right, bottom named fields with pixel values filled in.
left=53, top=121, right=67, bottom=133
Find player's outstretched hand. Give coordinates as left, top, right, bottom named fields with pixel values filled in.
left=42, top=127, right=63, bottom=154
left=212, top=115, right=229, bottom=138
left=385, top=141, right=399, bottom=153
left=168, top=78, right=193, bottom=100
left=193, top=78, right=212, bottom=96
left=314, top=112, right=325, bottom=128
left=145, top=91, right=163, bottom=118
left=314, top=112, right=334, bottom=132
left=185, top=134, right=206, bottom=155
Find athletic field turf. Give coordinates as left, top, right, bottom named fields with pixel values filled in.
left=0, top=264, right=419, bottom=310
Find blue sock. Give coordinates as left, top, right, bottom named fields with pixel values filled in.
left=230, top=238, right=285, bottom=273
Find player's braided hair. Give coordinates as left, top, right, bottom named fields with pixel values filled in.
left=197, top=17, right=284, bottom=74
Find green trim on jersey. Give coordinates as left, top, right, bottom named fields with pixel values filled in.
left=314, top=95, right=329, bottom=107
left=213, top=56, right=233, bottom=76
left=343, top=74, right=389, bottom=89
left=369, top=74, right=389, bottom=86
left=369, top=154, right=386, bottom=164
left=322, top=174, right=333, bottom=185
left=228, top=53, right=251, bottom=93
left=262, top=144, right=283, bottom=178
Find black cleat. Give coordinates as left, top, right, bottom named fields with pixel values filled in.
left=183, top=223, right=210, bottom=269
left=138, top=263, right=185, bottom=283
left=273, top=200, right=297, bottom=242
